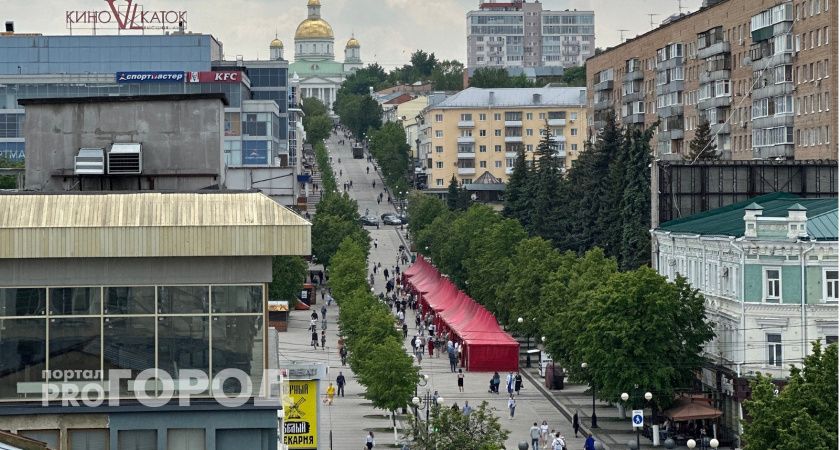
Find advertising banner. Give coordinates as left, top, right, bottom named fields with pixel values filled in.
left=283, top=380, right=317, bottom=449
left=66, top=0, right=187, bottom=31
left=116, top=71, right=185, bottom=83
left=186, top=71, right=243, bottom=83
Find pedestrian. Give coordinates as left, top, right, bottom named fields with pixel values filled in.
left=462, top=400, right=472, bottom=416
left=492, top=372, right=501, bottom=394
left=321, top=304, right=327, bottom=318
left=553, top=432, right=567, bottom=450
left=367, top=166, right=370, bottom=174
left=540, top=420, right=550, bottom=448
left=339, top=169, right=343, bottom=176
left=320, top=330, right=326, bottom=349
left=402, top=322, right=408, bottom=338
left=507, top=394, right=516, bottom=419
left=457, top=368, right=464, bottom=392
left=372, top=180, right=376, bottom=188
left=583, top=434, right=595, bottom=450
left=336, top=372, right=346, bottom=397
left=311, top=330, right=318, bottom=348
left=572, top=411, right=580, bottom=438
left=384, top=268, right=389, bottom=279
left=506, top=371, right=514, bottom=395
left=374, top=239, right=378, bottom=249
left=309, top=317, right=317, bottom=333
left=515, top=371, right=523, bottom=395
left=365, top=431, right=375, bottom=449
left=339, top=345, right=348, bottom=366
left=428, top=336, right=434, bottom=357
left=448, top=348, right=458, bottom=373
left=530, top=423, right=541, bottom=450
left=323, top=382, right=335, bottom=405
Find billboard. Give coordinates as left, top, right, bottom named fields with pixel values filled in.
left=283, top=380, right=317, bottom=449
left=66, top=0, right=187, bottom=31
left=116, top=71, right=185, bottom=83
left=187, top=71, right=243, bottom=83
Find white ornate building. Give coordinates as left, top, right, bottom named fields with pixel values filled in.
left=287, top=0, right=363, bottom=111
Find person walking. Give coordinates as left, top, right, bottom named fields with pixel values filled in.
left=364, top=431, right=375, bottom=449
left=515, top=372, right=523, bottom=395
left=552, top=432, right=566, bottom=450
left=539, top=420, right=550, bottom=449
left=462, top=400, right=472, bottom=416
left=507, top=394, right=516, bottom=419
left=529, top=423, right=541, bottom=450
left=323, top=382, right=335, bottom=405
left=402, top=323, right=408, bottom=338
left=457, top=369, right=465, bottom=392
left=428, top=336, right=434, bottom=357
left=336, top=372, right=346, bottom=397
left=320, top=330, right=326, bottom=350
left=374, top=239, right=378, bottom=249
left=583, top=434, right=595, bottom=450
left=491, top=372, right=501, bottom=394
left=339, top=345, right=348, bottom=366
left=310, top=330, right=318, bottom=348
left=506, top=372, right=514, bottom=395
left=572, top=411, right=580, bottom=438
left=384, top=268, right=389, bottom=280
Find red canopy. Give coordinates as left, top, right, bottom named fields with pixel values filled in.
left=403, top=255, right=519, bottom=372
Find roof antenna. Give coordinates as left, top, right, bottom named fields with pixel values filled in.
left=618, top=29, right=629, bottom=42
left=647, top=13, right=659, bottom=29
left=676, top=0, right=687, bottom=14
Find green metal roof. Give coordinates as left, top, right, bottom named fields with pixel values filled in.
left=657, top=192, right=838, bottom=240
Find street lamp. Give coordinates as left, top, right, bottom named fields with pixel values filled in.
left=621, top=389, right=652, bottom=450
left=710, top=439, right=719, bottom=449
left=411, top=391, right=443, bottom=433
left=581, top=362, right=597, bottom=428
left=686, top=439, right=697, bottom=449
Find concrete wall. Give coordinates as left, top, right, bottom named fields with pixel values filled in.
left=23, top=98, right=224, bottom=192
left=225, top=167, right=297, bottom=207
left=0, top=256, right=271, bottom=286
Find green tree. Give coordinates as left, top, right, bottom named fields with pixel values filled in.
left=618, top=125, right=655, bottom=270
left=311, top=214, right=369, bottom=267
left=268, top=256, right=308, bottom=304
left=502, top=146, right=532, bottom=228
left=368, top=122, right=411, bottom=192
left=446, top=176, right=461, bottom=211
left=335, top=93, right=383, bottom=139
left=434, top=205, right=500, bottom=287
left=498, top=237, right=566, bottom=329
left=528, top=122, right=564, bottom=242
left=303, top=114, right=332, bottom=144
left=549, top=269, right=715, bottom=408
left=407, top=192, right=447, bottom=242
left=463, top=218, right=527, bottom=313
left=409, top=50, right=438, bottom=78
left=469, top=67, right=534, bottom=88
left=328, top=238, right=369, bottom=300
left=339, top=64, right=389, bottom=96
left=560, top=65, right=586, bottom=87
left=315, top=191, right=359, bottom=222
left=742, top=342, right=838, bottom=450
left=684, top=119, right=720, bottom=162
left=0, top=157, right=23, bottom=189
left=301, top=97, right=328, bottom=117
left=430, top=60, right=465, bottom=91
left=406, top=401, right=509, bottom=450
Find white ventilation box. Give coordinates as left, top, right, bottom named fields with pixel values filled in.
left=107, top=143, right=142, bottom=174
left=74, top=148, right=105, bottom=175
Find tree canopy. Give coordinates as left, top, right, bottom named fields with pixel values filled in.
left=406, top=401, right=509, bottom=450
left=268, top=256, right=308, bottom=305
left=684, top=118, right=720, bottom=162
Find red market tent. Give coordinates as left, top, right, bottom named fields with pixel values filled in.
left=403, top=256, right=519, bottom=372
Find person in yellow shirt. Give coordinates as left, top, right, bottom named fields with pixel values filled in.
left=323, top=382, right=336, bottom=406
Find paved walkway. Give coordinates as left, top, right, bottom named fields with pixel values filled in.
left=277, top=130, right=584, bottom=450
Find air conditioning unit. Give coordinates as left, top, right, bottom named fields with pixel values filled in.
left=74, top=148, right=105, bottom=175
left=107, top=143, right=142, bottom=174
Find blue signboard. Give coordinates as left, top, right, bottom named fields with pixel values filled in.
left=116, top=71, right=185, bottom=83
left=243, top=141, right=269, bottom=166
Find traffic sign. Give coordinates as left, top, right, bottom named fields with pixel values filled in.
left=631, top=410, right=644, bottom=428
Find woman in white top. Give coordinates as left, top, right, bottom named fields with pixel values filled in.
left=365, top=431, right=375, bottom=449
left=539, top=420, right=550, bottom=448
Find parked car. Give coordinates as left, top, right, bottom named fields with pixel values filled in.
left=382, top=214, right=402, bottom=226
left=360, top=215, right=379, bottom=226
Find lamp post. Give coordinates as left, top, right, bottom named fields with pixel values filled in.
left=517, top=317, right=533, bottom=368
left=581, top=362, right=597, bottom=428
left=621, top=389, right=652, bottom=450
left=411, top=391, right=444, bottom=434
left=412, top=374, right=429, bottom=426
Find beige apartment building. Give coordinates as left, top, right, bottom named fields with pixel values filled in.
left=423, top=87, right=587, bottom=195
left=586, top=0, right=836, bottom=161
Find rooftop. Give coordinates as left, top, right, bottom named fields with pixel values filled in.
left=0, top=191, right=311, bottom=258
left=657, top=192, right=838, bottom=240
left=18, top=93, right=229, bottom=107
left=432, top=86, right=586, bottom=109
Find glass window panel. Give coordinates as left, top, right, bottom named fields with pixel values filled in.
left=0, top=288, right=47, bottom=316
left=0, top=318, right=46, bottom=399
left=212, top=316, right=264, bottom=393
left=212, top=286, right=262, bottom=314
left=118, top=430, right=156, bottom=450
left=21, top=430, right=60, bottom=449
left=105, top=287, right=155, bottom=315
left=167, top=429, right=205, bottom=450
left=158, top=316, right=209, bottom=377
left=103, top=317, right=155, bottom=393
left=158, top=286, right=208, bottom=314
left=50, top=288, right=101, bottom=315
left=69, top=429, right=109, bottom=450
left=49, top=317, right=102, bottom=374
left=216, top=429, right=271, bottom=450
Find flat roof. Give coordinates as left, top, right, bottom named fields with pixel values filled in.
left=0, top=191, right=310, bottom=258
left=18, top=93, right=229, bottom=106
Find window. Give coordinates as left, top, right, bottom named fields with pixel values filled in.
left=479, top=161, right=487, bottom=168
left=479, top=145, right=487, bottom=152
left=526, top=113, right=533, bottom=120
left=767, top=334, right=783, bottom=366
left=494, top=129, right=502, bottom=136
left=824, top=269, right=839, bottom=302
left=571, top=112, right=578, bottom=120
left=435, top=114, right=443, bottom=122
left=571, top=144, right=578, bottom=151
left=495, top=160, right=502, bottom=168
left=435, top=130, right=444, bottom=138
left=435, top=146, right=443, bottom=153
left=479, top=113, right=487, bottom=120
left=764, top=268, right=781, bottom=302
left=168, top=429, right=206, bottom=450
left=118, top=430, right=157, bottom=450
left=436, top=178, right=444, bottom=186
left=460, top=113, right=473, bottom=121
left=479, top=129, right=487, bottom=136
left=570, top=128, right=578, bottom=136
left=435, top=161, right=444, bottom=169
left=494, top=113, right=501, bottom=120
left=494, top=145, right=502, bottom=152
left=526, top=129, right=534, bottom=136
left=826, top=336, right=838, bottom=345
left=69, top=429, right=108, bottom=450
left=526, top=145, right=533, bottom=152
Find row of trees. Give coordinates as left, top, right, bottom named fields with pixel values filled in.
left=301, top=98, right=333, bottom=144
left=468, top=66, right=586, bottom=89
left=407, top=195, right=715, bottom=410
left=368, top=121, right=412, bottom=198
left=503, top=112, right=654, bottom=270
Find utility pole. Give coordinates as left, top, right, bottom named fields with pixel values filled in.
left=618, top=29, right=630, bottom=42
left=647, top=13, right=659, bottom=29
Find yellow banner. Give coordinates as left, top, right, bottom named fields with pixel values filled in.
left=283, top=380, right=318, bottom=449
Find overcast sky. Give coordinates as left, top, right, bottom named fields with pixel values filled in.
left=7, top=0, right=703, bottom=68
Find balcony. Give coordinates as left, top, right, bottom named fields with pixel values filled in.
left=710, top=122, right=731, bottom=135
left=622, top=91, right=645, bottom=103
left=697, top=95, right=732, bottom=111
left=547, top=118, right=566, bottom=127
left=457, top=136, right=475, bottom=144
left=504, top=120, right=523, bottom=127
left=505, top=151, right=519, bottom=158
left=699, top=69, right=731, bottom=84
left=655, top=80, right=684, bottom=95
left=550, top=135, right=566, bottom=143
left=594, top=79, right=614, bottom=91
left=457, top=150, right=476, bottom=158
left=623, top=70, right=644, bottom=82
left=458, top=167, right=476, bottom=175
left=752, top=144, right=793, bottom=159
left=458, top=120, right=475, bottom=128
left=697, top=41, right=731, bottom=59
left=594, top=99, right=613, bottom=111
left=622, top=113, right=646, bottom=124
left=555, top=149, right=566, bottom=158
left=657, top=105, right=683, bottom=118
left=753, top=82, right=793, bottom=100
left=504, top=136, right=523, bottom=143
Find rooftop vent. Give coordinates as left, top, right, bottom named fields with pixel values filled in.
left=4, top=22, right=13, bottom=33
left=74, top=148, right=105, bottom=175
left=107, top=143, right=142, bottom=174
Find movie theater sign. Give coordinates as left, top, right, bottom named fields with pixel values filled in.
left=66, top=0, right=187, bottom=31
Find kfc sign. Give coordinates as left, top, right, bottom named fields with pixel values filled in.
left=187, top=71, right=243, bottom=84
left=66, top=0, right=187, bottom=31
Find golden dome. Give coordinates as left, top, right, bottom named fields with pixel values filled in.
left=345, top=37, right=360, bottom=48
left=307, top=0, right=321, bottom=5
left=270, top=38, right=284, bottom=48
left=295, top=18, right=334, bottom=39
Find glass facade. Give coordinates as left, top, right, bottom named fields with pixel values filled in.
left=0, top=285, right=265, bottom=401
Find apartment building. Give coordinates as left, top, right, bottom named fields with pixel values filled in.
left=466, top=1, right=595, bottom=70
left=586, top=0, right=836, bottom=160
left=423, top=87, right=587, bottom=195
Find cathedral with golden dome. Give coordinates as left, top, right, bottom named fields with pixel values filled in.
left=280, top=0, right=363, bottom=112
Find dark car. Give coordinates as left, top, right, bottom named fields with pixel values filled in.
left=360, top=215, right=380, bottom=226
left=382, top=214, right=402, bottom=226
